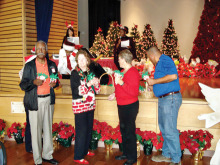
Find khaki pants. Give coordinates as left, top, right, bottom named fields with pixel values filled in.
left=29, top=96, right=54, bottom=164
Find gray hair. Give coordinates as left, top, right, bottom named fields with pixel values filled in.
left=35, top=40, right=48, bottom=51
left=118, top=49, right=133, bottom=64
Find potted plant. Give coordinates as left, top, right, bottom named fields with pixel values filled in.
left=89, top=119, right=102, bottom=150
left=0, top=119, right=6, bottom=143
left=152, top=132, right=164, bottom=151
left=135, top=128, right=143, bottom=158
left=56, top=122, right=75, bottom=147
left=7, top=122, right=25, bottom=144
left=52, top=123, right=60, bottom=149
left=141, top=130, right=157, bottom=155
left=186, top=129, right=213, bottom=161
left=100, top=122, right=115, bottom=151
left=113, top=125, right=123, bottom=152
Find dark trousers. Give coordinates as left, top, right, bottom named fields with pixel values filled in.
left=118, top=101, right=139, bottom=161
left=74, top=110, right=94, bottom=160
left=25, top=108, right=32, bottom=152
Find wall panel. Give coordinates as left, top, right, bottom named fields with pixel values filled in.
left=0, top=0, right=23, bottom=92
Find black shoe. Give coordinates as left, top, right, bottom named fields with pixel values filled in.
left=115, top=155, right=127, bottom=160
left=42, top=158, right=59, bottom=164
left=36, top=164, right=42, bottom=165
left=124, top=159, right=137, bottom=165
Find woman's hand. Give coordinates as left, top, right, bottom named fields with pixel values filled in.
left=115, top=76, right=124, bottom=85
left=87, top=77, right=99, bottom=87
left=108, top=93, right=115, bottom=101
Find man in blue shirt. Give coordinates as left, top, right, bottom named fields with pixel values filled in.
left=146, top=46, right=182, bottom=165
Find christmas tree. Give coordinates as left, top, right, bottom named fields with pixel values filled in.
left=189, top=0, right=220, bottom=65
left=89, top=27, right=106, bottom=57
left=105, top=21, right=120, bottom=57
left=136, top=24, right=157, bottom=59
left=161, top=19, right=180, bottom=58
left=130, top=24, right=141, bottom=60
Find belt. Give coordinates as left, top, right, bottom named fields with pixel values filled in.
left=159, top=91, right=180, bottom=98
left=38, top=94, right=50, bottom=98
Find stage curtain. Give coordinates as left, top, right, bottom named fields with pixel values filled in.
left=89, top=0, right=120, bottom=48
left=35, top=0, right=53, bottom=43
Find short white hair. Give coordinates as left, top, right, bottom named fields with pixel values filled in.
left=35, top=40, right=48, bottom=51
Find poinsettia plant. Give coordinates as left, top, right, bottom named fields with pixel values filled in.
left=186, top=129, right=213, bottom=154
left=92, top=119, right=102, bottom=141
left=141, top=130, right=157, bottom=146
left=152, top=132, right=164, bottom=150
left=0, top=119, right=6, bottom=137
left=113, top=125, right=122, bottom=144
left=7, top=122, right=25, bottom=139
left=52, top=123, right=60, bottom=137
left=57, top=122, right=75, bottom=140
left=100, top=122, right=115, bottom=145
left=136, top=128, right=143, bottom=143
left=179, top=130, right=189, bottom=151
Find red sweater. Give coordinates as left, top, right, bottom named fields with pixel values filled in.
left=115, top=67, right=140, bottom=105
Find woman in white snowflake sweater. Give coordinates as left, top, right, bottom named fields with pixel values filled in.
left=70, top=50, right=100, bottom=164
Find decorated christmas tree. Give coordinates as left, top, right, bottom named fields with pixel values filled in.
left=89, top=27, right=106, bottom=57
left=130, top=24, right=141, bottom=60
left=136, top=24, right=157, bottom=59
left=105, top=21, right=120, bottom=57
left=189, top=0, right=220, bottom=65
left=161, top=19, right=180, bottom=58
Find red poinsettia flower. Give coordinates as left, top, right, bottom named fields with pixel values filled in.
left=7, top=122, right=26, bottom=138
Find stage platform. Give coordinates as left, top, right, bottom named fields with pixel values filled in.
left=0, top=78, right=219, bottom=150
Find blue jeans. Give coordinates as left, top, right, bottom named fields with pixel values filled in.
left=158, top=93, right=182, bottom=163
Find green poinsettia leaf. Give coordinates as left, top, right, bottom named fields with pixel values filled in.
left=142, top=71, right=149, bottom=78
left=139, top=85, right=145, bottom=92
left=50, top=73, right=59, bottom=80
left=87, top=72, right=95, bottom=81
left=114, top=70, right=124, bottom=77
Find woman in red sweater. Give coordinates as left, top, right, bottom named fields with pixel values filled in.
left=109, top=49, right=140, bottom=165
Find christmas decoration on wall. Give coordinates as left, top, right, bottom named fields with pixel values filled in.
left=130, top=24, right=141, bottom=59
left=136, top=24, right=157, bottom=59
left=105, top=21, right=120, bottom=57
left=161, top=19, right=180, bottom=59
left=189, top=0, right=220, bottom=66
left=89, top=27, right=106, bottom=57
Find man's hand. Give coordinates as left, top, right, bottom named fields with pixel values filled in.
left=147, top=85, right=153, bottom=91
left=49, top=82, right=56, bottom=88
left=33, top=79, right=44, bottom=86
left=146, top=78, right=156, bottom=86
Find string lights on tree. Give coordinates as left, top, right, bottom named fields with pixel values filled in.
left=161, top=19, right=180, bottom=59
left=137, top=24, right=157, bottom=59
left=89, top=27, right=106, bottom=57
left=105, top=21, right=120, bottom=57
left=130, top=24, right=141, bottom=60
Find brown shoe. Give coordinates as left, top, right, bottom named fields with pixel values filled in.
left=151, top=155, right=171, bottom=162
left=169, top=162, right=181, bottom=165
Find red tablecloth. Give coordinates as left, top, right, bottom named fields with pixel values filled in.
left=95, top=58, right=118, bottom=71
